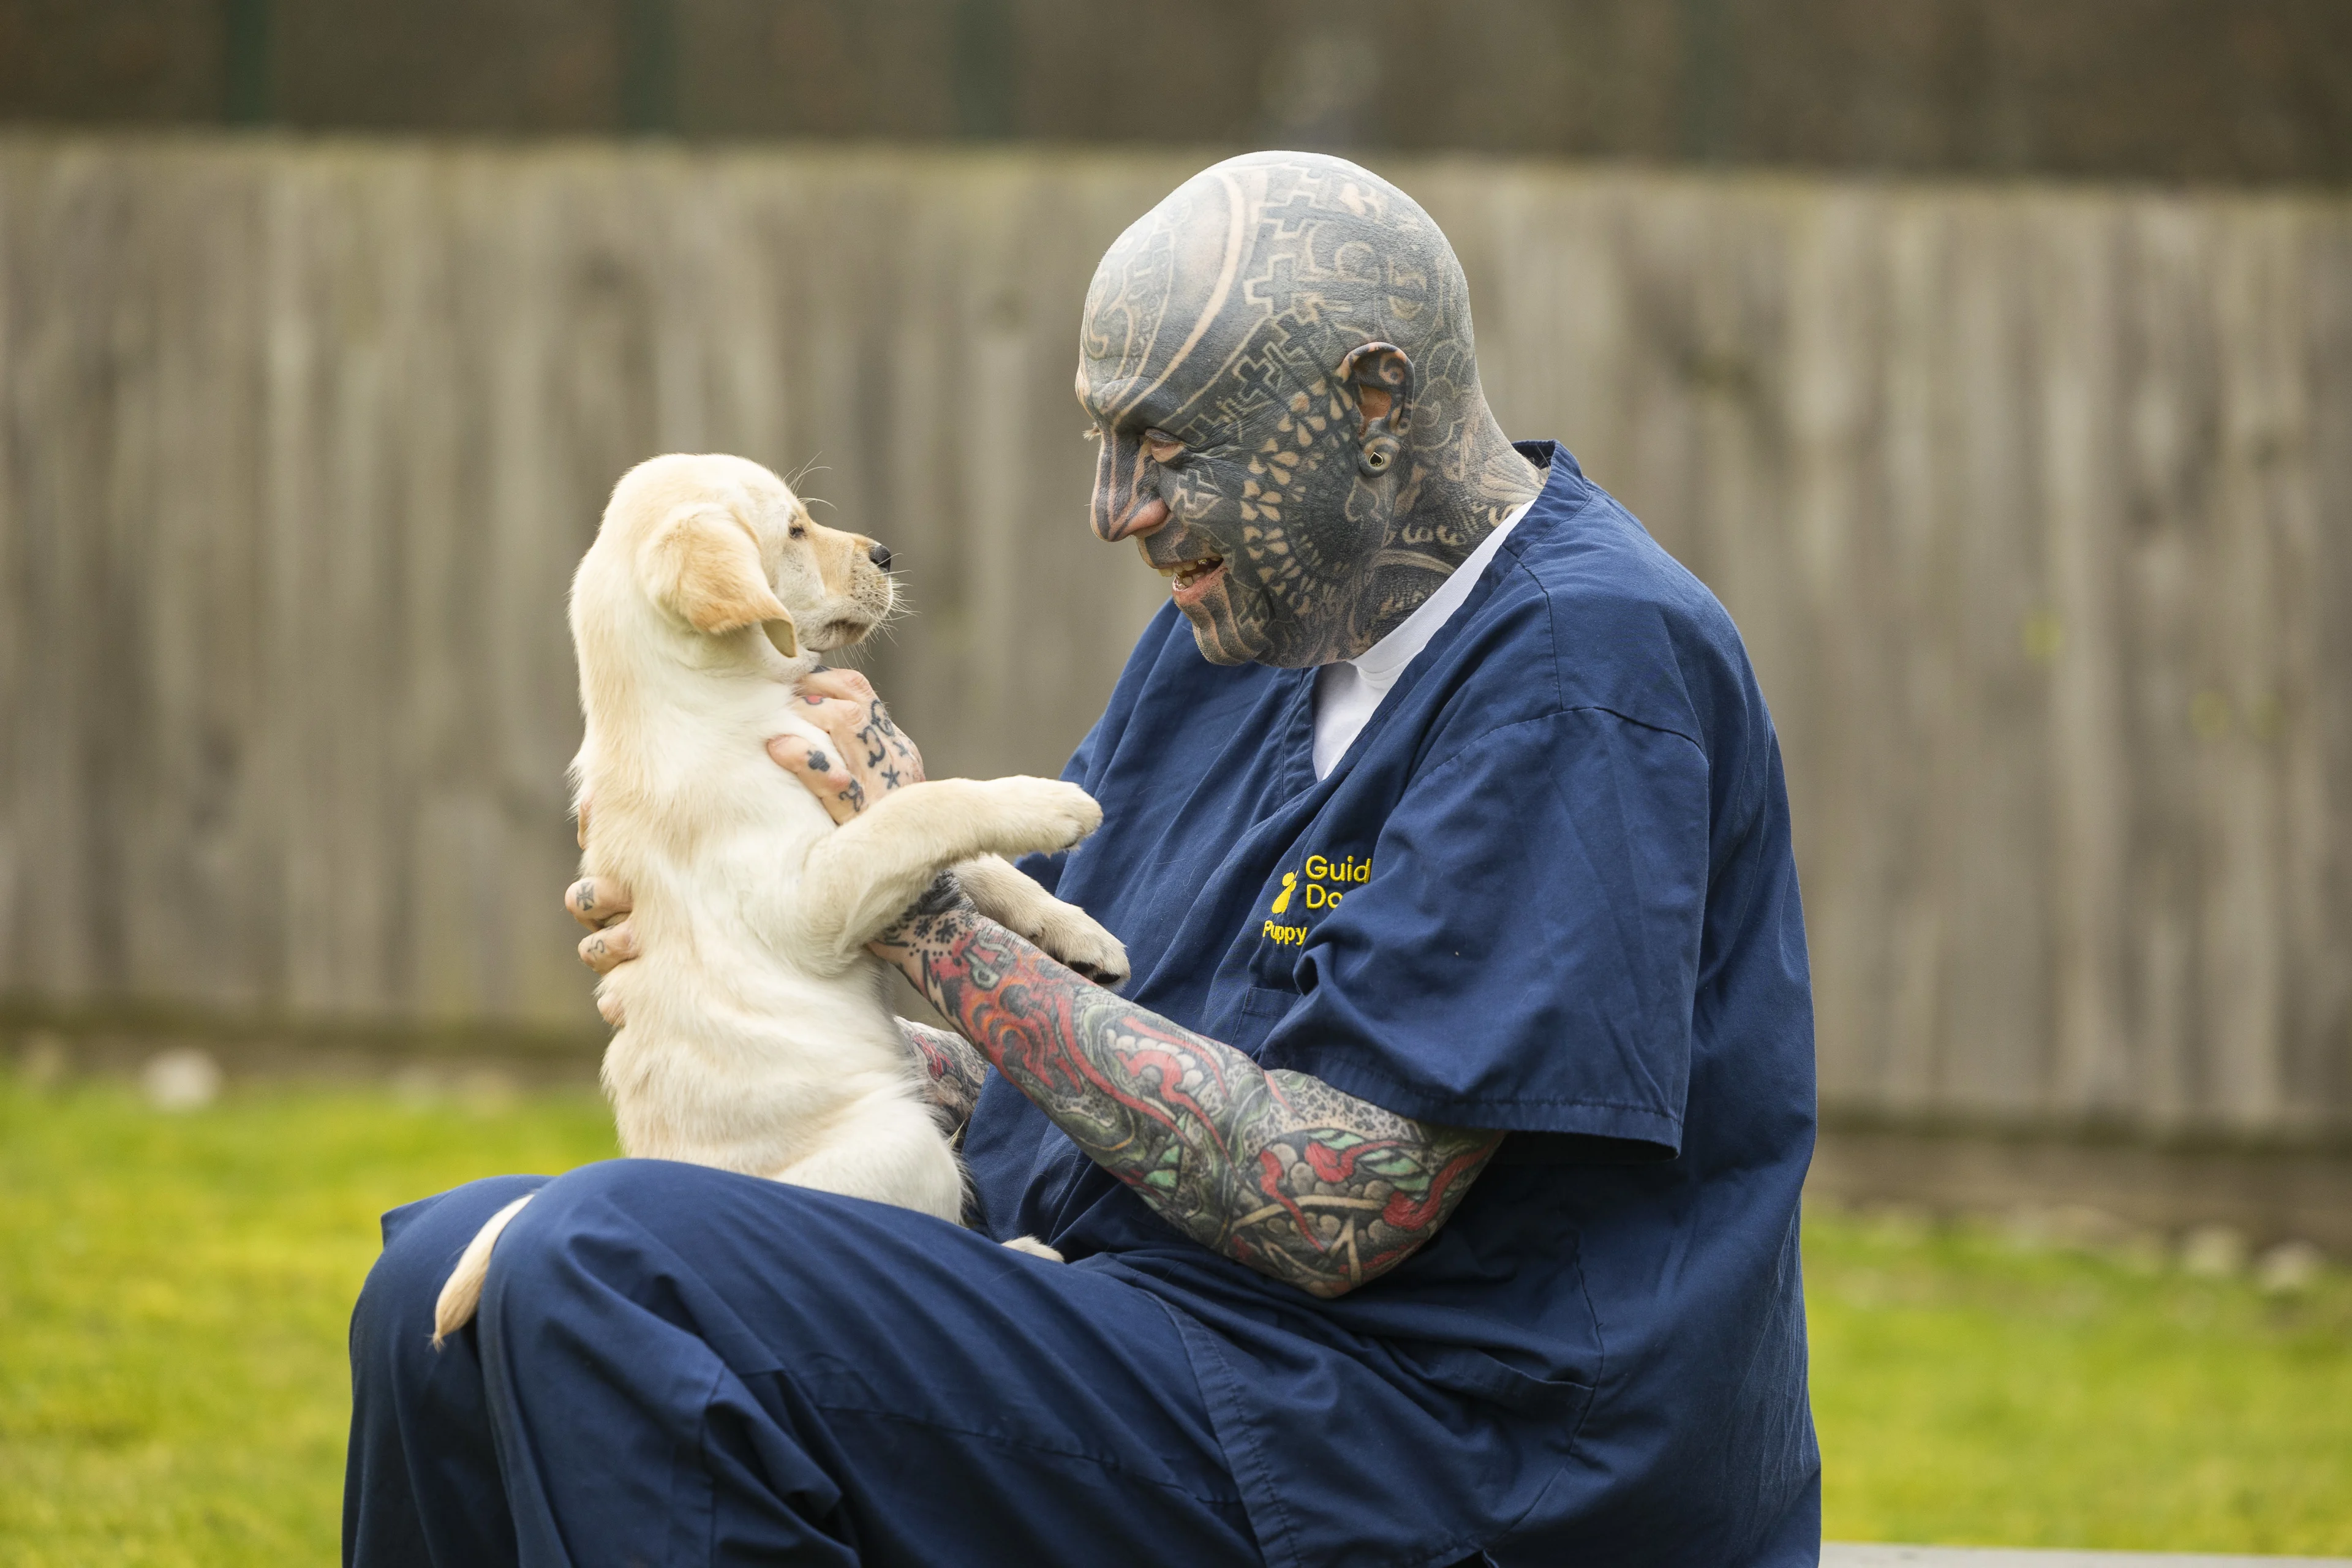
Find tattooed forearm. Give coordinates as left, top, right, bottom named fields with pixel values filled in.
left=1079, top=151, right=1543, bottom=669
left=896, top=1017, right=989, bottom=1133
left=876, top=908, right=1500, bottom=1298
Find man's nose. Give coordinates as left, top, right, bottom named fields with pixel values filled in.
left=867, top=541, right=892, bottom=571
left=1095, top=497, right=1169, bottom=543
left=1090, top=434, right=1170, bottom=543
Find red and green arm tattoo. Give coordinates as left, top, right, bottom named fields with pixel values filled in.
left=875, top=897, right=1502, bottom=1300
left=896, top=1016, right=989, bottom=1132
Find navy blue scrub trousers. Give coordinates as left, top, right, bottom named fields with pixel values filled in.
left=345, top=1159, right=1269, bottom=1567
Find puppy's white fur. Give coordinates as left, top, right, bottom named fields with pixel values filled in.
left=432, top=453, right=1125, bottom=1345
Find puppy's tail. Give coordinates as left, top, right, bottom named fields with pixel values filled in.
left=431, top=1194, right=535, bottom=1349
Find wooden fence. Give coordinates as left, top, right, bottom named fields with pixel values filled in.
left=1, top=137, right=2345, bottom=1139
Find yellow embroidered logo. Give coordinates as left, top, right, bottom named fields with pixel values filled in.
left=1300, top=854, right=1370, bottom=903
left=1261, top=851, right=1372, bottom=946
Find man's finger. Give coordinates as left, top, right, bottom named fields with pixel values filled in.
left=567, top=876, right=633, bottom=930
left=796, top=693, right=869, bottom=753
left=770, top=735, right=865, bottom=824
left=799, top=667, right=876, bottom=703
left=579, top=919, right=641, bottom=973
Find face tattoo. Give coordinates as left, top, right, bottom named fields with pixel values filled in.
left=1077, top=152, right=1542, bottom=669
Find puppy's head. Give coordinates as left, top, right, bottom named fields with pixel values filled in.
left=600, top=453, right=894, bottom=660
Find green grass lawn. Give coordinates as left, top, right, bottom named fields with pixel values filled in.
left=2, top=1072, right=2347, bottom=1566
left=0, top=1072, right=618, bottom=1567
left=1807, top=1207, right=2352, bottom=1555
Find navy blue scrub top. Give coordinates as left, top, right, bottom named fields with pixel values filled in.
left=967, top=444, right=1820, bottom=1566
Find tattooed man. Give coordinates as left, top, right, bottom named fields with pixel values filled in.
left=347, top=154, right=1820, bottom=1567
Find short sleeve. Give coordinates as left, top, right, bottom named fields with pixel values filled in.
left=1256, top=709, right=1706, bottom=1154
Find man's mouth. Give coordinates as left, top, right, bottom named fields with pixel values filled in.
left=1155, top=554, right=1226, bottom=603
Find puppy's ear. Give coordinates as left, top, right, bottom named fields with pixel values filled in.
left=639, top=504, right=794, bottom=644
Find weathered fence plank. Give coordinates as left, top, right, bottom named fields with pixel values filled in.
left=0, top=137, right=2345, bottom=1138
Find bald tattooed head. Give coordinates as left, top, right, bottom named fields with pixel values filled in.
left=1079, top=151, right=1542, bottom=668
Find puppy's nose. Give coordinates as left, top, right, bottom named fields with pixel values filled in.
left=867, top=541, right=893, bottom=571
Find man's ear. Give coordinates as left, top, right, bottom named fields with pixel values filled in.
left=1337, top=341, right=1414, bottom=479
left=638, top=504, right=794, bottom=645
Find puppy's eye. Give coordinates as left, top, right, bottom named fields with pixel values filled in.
left=789, top=523, right=807, bottom=539
left=1142, top=429, right=1185, bottom=464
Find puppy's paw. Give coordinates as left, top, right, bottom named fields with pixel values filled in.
left=979, top=778, right=1104, bottom=857
left=1023, top=900, right=1129, bottom=988
left=953, top=856, right=1127, bottom=986
left=1001, top=1235, right=1065, bottom=1263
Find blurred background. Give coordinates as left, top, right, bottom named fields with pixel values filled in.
left=1, top=3, right=2349, bottom=1561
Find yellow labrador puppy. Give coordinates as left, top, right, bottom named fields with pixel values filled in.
left=433, top=453, right=1125, bottom=1344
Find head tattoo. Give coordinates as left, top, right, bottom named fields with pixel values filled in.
left=1079, top=151, right=1543, bottom=668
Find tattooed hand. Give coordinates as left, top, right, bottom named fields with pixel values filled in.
left=567, top=669, right=924, bottom=1025
left=1079, top=151, right=1544, bottom=668
left=565, top=865, right=638, bottom=1025
left=872, top=903, right=1501, bottom=1298
left=770, top=666, right=924, bottom=823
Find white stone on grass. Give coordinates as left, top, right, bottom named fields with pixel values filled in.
left=2255, top=1239, right=2326, bottom=1295
left=140, top=1047, right=223, bottom=1112
left=2177, top=1224, right=2249, bottom=1278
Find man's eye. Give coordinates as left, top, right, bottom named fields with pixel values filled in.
left=1143, top=430, right=1185, bottom=464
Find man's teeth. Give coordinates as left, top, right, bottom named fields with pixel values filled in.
left=1159, top=556, right=1223, bottom=588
